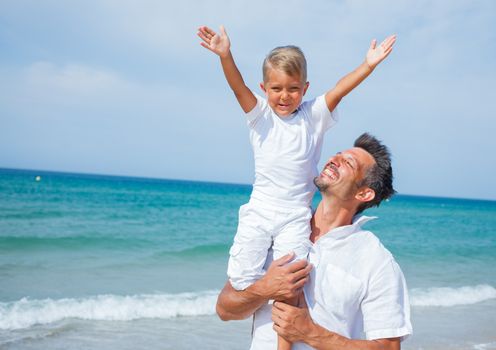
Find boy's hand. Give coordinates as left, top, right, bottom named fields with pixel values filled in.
left=366, top=35, right=396, bottom=69
left=197, top=24, right=256, bottom=113
left=197, top=25, right=231, bottom=58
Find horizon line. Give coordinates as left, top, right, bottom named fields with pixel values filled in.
left=1, top=166, right=495, bottom=203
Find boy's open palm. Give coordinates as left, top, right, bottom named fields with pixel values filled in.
left=198, top=25, right=230, bottom=58
left=366, top=35, right=396, bottom=69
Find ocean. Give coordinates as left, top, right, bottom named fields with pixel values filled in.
left=0, top=168, right=495, bottom=349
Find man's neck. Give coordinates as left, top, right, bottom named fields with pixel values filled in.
left=310, top=195, right=357, bottom=243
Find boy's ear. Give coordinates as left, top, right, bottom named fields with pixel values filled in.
left=259, top=82, right=266, bottom=93
left=303, top=81, right=310, bottom=95
left=355, top=187, right=375, bottom=204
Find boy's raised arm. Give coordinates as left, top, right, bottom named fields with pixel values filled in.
left=198, top=25, right=257, bottom=113
left=325, top=35, right=396, bottom=113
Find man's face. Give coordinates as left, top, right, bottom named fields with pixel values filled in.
left=315, top=147, right=376, bottom=200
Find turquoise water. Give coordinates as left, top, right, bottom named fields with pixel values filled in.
left=1, top=168, right=496, bottom=349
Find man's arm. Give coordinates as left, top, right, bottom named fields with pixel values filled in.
left=216, top=253, right=312, bottom=321
left=325, top=35, right=396, bottom=112
left=272, top=296, right=400, bottom=350
left=197, top=25, right=257, bottom=113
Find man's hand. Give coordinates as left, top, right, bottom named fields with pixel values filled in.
left=366, top=35, right=396, bottom=69
left=216, top=253, right=312, bottom=321
left=254, top=253, right=312, bottom=301
left=273, top=295, right=402, bottom=350
left=197, top=25, right=231, bottom=58
left=272, top=293, right=315, bottom=343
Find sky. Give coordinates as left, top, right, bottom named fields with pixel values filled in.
left=1, top=0, right=495, bottom=200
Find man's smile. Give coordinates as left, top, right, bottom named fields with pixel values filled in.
left=323, top=163, right=339, bottom=180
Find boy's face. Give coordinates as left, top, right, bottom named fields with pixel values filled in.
left=260, top=68, right=309, bottom=117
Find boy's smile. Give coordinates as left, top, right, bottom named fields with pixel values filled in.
left=260, top=68, right=309, bottom=117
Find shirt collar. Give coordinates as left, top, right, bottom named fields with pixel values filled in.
left=316, top=215, right=377, bottom=245
left=275, top=109, right=299, bottom=122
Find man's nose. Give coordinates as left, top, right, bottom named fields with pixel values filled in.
left=331, top=155, right=342, bottom=166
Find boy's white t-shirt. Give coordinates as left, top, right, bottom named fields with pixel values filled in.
left=246, top=93, right=338, bottom=207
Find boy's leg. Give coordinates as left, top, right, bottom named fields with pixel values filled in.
left=227, top=202, right=274, bottom=291
left=272, top=206, right=312, bottom=350
left=272, top=206, right=312, bottom=264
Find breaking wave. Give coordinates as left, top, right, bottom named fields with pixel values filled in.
left=410, top=284, right=496, bottom=307
left=0, top=291, right=219, bottom=330
left=3, top=284, right=495, bottom=330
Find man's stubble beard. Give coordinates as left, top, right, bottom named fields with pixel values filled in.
left=313, top=176, right=328, bottom=192
left=313, top=176, right=355, bottom=201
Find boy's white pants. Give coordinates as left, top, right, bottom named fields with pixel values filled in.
left=227, top=198, right=312, bottom=291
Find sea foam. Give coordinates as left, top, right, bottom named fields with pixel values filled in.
left=410, top=284, right=496, bottom=307
left=2, top=285, right=496, bottom=330
left=0, top=291, right=218, bottom=330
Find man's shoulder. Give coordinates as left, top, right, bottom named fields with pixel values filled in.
left=363, top=229, right=393, bottom=255
left=348, top=229, right=395, bottom=269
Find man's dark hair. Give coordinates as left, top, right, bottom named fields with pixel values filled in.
left=354, top=133, right=396, bottom=214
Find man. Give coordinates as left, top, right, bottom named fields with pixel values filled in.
left=216, top=133, right=412, bottom=349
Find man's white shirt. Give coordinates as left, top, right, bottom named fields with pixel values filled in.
left=249, top=216, right=412, bottom=349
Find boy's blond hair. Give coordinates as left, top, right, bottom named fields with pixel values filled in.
left=262, top=45, right=307, bottom=83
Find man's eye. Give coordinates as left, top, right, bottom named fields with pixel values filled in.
left=346, top=160, right=354, bottom=169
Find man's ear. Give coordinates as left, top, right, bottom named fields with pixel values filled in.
left=355, top=187, right=375, bottom=204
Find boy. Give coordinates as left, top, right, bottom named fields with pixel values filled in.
left=198, top=25, right=395, bottom=349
